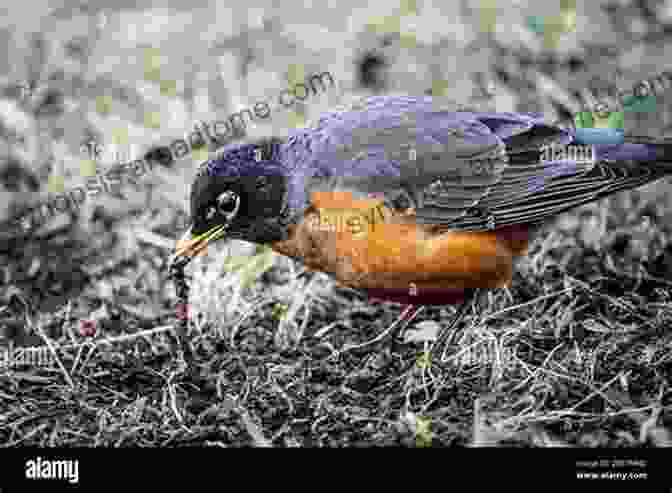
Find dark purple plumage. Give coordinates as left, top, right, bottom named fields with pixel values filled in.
left=194, top=95, right=672, bottom=238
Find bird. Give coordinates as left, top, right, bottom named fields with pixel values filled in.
left=170, top=95, right=672, bottom=362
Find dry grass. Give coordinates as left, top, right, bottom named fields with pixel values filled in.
left=1, top=186, right=671, bottom=447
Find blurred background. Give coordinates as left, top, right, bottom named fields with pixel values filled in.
left=0, top=0, right=670, bottom=448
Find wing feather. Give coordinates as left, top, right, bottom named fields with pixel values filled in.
left=297, top=96, right=668, bottom=231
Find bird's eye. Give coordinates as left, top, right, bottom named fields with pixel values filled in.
left=205, top=206, right=217, bottom=221
left=217, top=190, right=240, bottom=218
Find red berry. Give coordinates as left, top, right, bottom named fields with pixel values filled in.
left=79, top=319, right=97, bottom=337
left=176, top=303, right=190, bottom=320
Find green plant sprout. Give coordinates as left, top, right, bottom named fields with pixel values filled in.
left=366, top=15, right=401, bottom=35
left=144, top=111, right=162, bottom=130
left=271, top=303, right=289, bottom=321
left=399, top=0, right=419, bottom=16
left=222, top=245, right=276, bottom=290
left=574, top=109, right=624, bottom=131
left=622, top=93, right=657, bottom=113
left=619, top=74, right=658, bottom=114
left=192, top=145, right=210, bottom=164
left=46, top=156, right=67, bottom=194
left=159, top=79, right=178, bottom=98
left=285, top=64, right=307, bottom=128
left=95, top=95, right=113, bottom=116
left=286, top=63, right=305, bottom=87
left=479, top=0, right=498, bottom=35
left=365, top=0, right=420, bottom=47
left=143, top=47, right=162, bottom=82
left=141, top=46, right=186, bottom=129
left=79, top=158, right=97, bottom=178
left=430, top=79, right=451, bottom=98
left=46, top=174, right=66, bottom=194
left=526, top=0, right=577, bottom=49
left=414, top=415, right=433, bottom=447
left=416, top=350, right=431, bottom=370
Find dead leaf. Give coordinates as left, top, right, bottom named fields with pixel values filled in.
left=404, top=320, right=441, bottom=343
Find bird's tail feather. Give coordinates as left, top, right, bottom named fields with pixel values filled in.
left=623, top=136, right=672, bottom=163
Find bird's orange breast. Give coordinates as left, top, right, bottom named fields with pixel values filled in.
left=271, top=191, right=531, bottom=296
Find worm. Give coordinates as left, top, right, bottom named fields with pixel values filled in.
left=168, top=254, right=193, bottom=359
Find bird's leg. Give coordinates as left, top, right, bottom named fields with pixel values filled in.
left=391, top=304, right=426, bottom=341
left=430, top=288, right=483, bottom=363
left=337, top=304, right=425, bottom=356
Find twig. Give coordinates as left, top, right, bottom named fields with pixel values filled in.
left=480, top=287, right=576, bottom=323
left=57, top=324, right=175, bottom=352
left=33, top=321, right=75, bottom=390
left=238, top=406, right=273, bottom=447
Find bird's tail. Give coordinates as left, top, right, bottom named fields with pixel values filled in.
left=477, top=135, right=672, bottom=230
left=622, top=135, right=672, bottom=164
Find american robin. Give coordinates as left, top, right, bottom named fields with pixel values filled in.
left=171, top=95, right=672, bottom=360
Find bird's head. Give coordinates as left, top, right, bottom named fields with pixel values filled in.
left=172, top=137, right=290, bottom=261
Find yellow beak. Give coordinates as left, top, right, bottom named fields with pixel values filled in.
left=172, top=224, right=228, bottom=260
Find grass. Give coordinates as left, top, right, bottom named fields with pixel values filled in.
left=1, top=185, right=671, bottom=447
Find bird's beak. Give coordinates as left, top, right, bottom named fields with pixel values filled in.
left=172, top=224, right=229, bottom=261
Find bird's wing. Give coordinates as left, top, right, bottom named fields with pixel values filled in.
left=301, top=95, right=590, bottom=224
left=292, top=96, right=672, bottom=232
left=297, top=96, right=672, bottom=232
left=434, top=135, right=671, bottom=231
